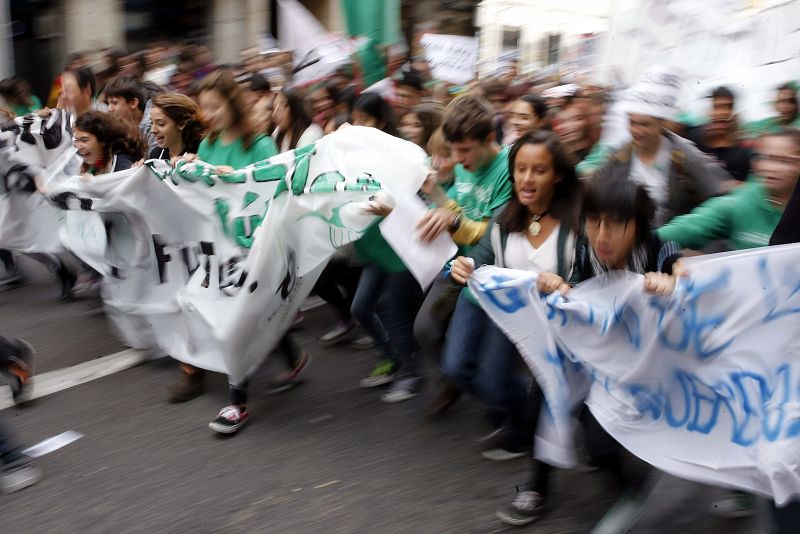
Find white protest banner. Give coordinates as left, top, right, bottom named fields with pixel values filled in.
left=0, top=111, right=78, bottom=253
left=420, top=33, right=478, bottom=85
left=44, top=126, right=427, bottom=384
left=470, top=244, right=800, bottom=505
left=379, top=194, right=457, bottom=290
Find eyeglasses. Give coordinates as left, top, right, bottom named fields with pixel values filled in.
left=585, top=216, right=630, bottom=239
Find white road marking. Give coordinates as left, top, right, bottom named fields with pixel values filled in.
left=314, top=480, right=341, bottom=489
left=0, top=348, right=157, bottom=411
left=22, top=430, right=84, bottom=458
left=0, top=297, right=329, bottom=411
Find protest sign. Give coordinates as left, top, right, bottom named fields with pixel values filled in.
left=0, top=111, right=77, bottom=253
left=470, top=244, right=800, bottom=505
left=420, top=33, right=478, bottom=85
left=379, top=195, right=457, bottom=290
left=41, top=126, right=427, bottom=384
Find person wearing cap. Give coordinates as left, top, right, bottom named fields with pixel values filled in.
left=592, top=67, right=731, bottom=226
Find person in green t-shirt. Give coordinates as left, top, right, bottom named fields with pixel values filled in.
left=742, top=83, right=800, bottom=140
left=348, top=92, right=425, bottom=403
left=413, top=94, right=513, bottom=415
left=657, top=130, right=800, bottom=250
left=168, top=68, right=295, bottom=436
left=196, top=69, right=278, bottom=170
left=0, top=75, right=42, bottom=120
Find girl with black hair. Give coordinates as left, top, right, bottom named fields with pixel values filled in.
left=496, top=175, right=684, bottom=529
left=351, top=92, right=398, bottom=136
left=272, top=88, right=323, bottom=152
left=446, top=130, right=579, bottom=458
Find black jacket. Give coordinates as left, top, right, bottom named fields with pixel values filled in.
left=770, top=182, right=800, bottom=245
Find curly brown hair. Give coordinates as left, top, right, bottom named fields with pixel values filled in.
left=74, top=111, right=144, bottom=171
left=197, top=67, right=258, bottom=150
left=151, top=93, right=205, bottom=154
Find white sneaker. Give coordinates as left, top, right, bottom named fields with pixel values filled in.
left=319, top=320, right=357, bottom=344
left=380, top=378, right=421, bottom=403
left=1, top=456, right=42, bottom=493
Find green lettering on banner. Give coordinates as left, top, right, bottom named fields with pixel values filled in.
left=232, top=214, right=264, bottom=249
left=253, top=164, right=288, bottom=183
left=292, top=154, right=312, bottom=195
left=218, top=171, right=246, bottom=184
left=309, top=171, right=346, bottom=193
left=178, top=162, right=215, bottom=187
left=273, top=144, right=317, bottom=198
left=343, top=176, right=383, bottom=192
left=242, top=191, right=259, bottom=209
left=215, top=198, right=231, bottom=236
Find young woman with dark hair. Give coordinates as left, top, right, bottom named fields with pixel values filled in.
left=74, top=111, right=144, bottom=174
left=505, top=93, right=547, bottom=145
left=351, top=92, right=398, bottom=136
left=148, top=93, right=205, bottom=159
left=496, top=175, right=684, bottom=529
left=196, top=67, right=277, bottom=171
left=399, top=103, right=443, bottom=149
left=272, top=88, right=323, bottom=152
left=445, top=130, right=579, bottom=458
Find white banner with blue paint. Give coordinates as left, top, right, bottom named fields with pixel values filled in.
left=469, top=244, right=800, bottom=505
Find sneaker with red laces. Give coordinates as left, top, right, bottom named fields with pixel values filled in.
left=209, top=404, right=250, bottom=434
left=269, top=352, right=311, bottom=393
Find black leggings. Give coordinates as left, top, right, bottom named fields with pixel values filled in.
left=313, top=261, right=360, bottom=321
left=229, top=334, right=302, bottom=406
left=526, top=388, right=627, bottom=498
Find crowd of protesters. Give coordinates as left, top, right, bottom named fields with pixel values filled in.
left=0, top=39, right=798, bottom=532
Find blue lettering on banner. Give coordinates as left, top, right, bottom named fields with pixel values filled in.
left=476, top=275, right=528, bottom=314
left=758, top=257, right=800, bottom=323
left=650, top=269, right=734, bottom=360
left=621, top=365, right=800, bottom=446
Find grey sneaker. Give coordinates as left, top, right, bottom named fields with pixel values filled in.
left=350, top=335, right=376, bottom=351
left=319, top=320, right=357, bottom=344
left=381, top=377, right=421, bottom=403
left=496, top=490, right=545, bottom=527
left=1, top=456, right=42, bottom=493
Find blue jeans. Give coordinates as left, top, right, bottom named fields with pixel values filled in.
left=351, top=264, right=423, bottom=377
left=441, top=292, right=527, bottom=413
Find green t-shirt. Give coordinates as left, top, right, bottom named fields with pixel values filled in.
left=656, top=180, right=784, bottom=251
left=742, top=116, right=800, bottom=140
left=353, top=220, right=407, bottom=273
left=447, top=146, right=512, bottom=222
left=10, top=95, right=41, bottom=118
left=197, top=134, right=278, bottom=169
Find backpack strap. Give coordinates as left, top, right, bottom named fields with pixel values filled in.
left=556, top=221, right=570, bottom=279
left=490, top=223, right=504, bottom=268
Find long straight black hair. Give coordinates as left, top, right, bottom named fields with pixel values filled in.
left=274, top=88, right=313, bottom=151
left=498, top=130, right=579, bottom=233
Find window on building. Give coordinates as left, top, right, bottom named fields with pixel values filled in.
left=502, top=27, right=520, bottom=51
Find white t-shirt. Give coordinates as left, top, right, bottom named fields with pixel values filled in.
left=503, top=226, right=574, bottom=276
left=630, top=137, right=672, bottom=226
left=273, top=123, right=324, bottom=153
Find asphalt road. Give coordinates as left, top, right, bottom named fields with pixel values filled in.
left=0, top=258, right=762, bottom=533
